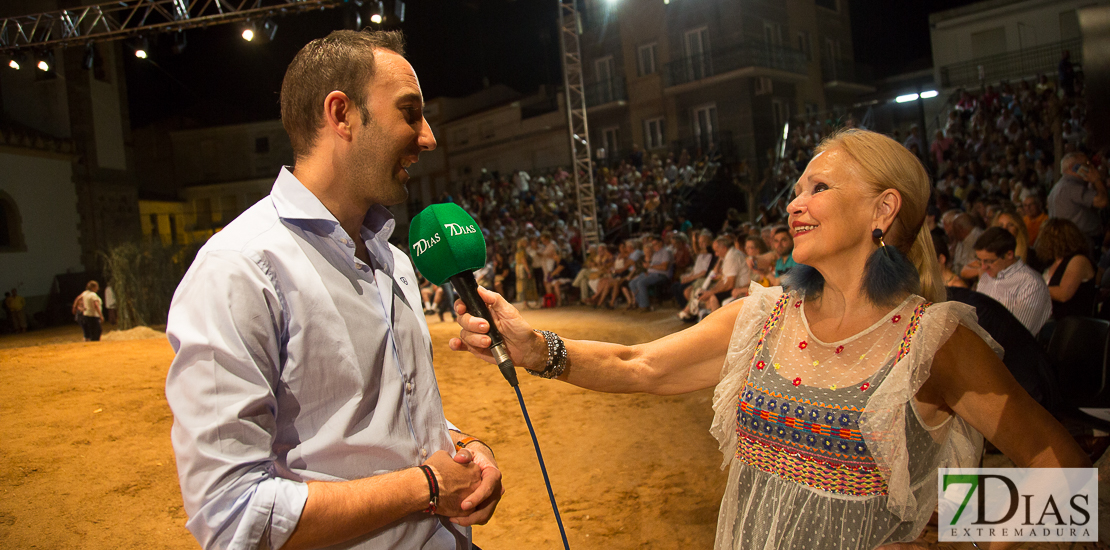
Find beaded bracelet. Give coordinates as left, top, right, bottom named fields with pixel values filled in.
left=418, top=465, right=438, bottom=514
left=528, top=329, right=568, bottom=379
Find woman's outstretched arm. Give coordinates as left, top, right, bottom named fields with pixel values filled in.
left=449, top=286, right=744, bottom=395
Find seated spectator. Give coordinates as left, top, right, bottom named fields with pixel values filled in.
left=767, top=226, right=796, bottom=286
left=628, top=235, right=673, bottom=311
left=695, top=235, right=744, bottom=316
left=1035, top=218, right=1097, bottom=319
left=672, top=231, right=714, bottom=308
left=743, top=235, right=772, bottom=287
left=1022, top=195, right=1048, bottom=244
left=974, top=227, right=1052, bottom=336
left=992, top=209, right=1031, bottom=265
left=932, top=229, right=968, bottom=289
left=943, top=210, right=984, bottom=282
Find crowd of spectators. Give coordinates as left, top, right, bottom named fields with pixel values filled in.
left=417, top=52, right=1109, bottom=345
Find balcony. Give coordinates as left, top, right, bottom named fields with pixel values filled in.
left=664, top=41, right=808, bottom=91
left=585, top=74, right=628, bottom=109
left=820, top=58, right=876, bottom=94
left=940, top=38, right=1082, bottom=89
left=671, top=130, right=737, bottom=163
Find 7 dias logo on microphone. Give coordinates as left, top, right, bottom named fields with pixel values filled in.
left=411, top=232, right=441, bottom=257
left=444, top=223, right=477, bottom=236
left=938, top=468, right=1097, bottom=542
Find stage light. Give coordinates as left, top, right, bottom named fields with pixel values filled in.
left=242, top=20, right=277, bottom=43
left=35, top=50, right=54, bottom=72
left=242, top=28, right=255, bottom=41
left=370, top=13, right=383, bottom=24
left=895, top=93, right=919, bottom=103
left=130, top=36, right=150, bottom=59
left=920, top=90, right=939, bottom=99
left=9, top=59, right=19, bottom=70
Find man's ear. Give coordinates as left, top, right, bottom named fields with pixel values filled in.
left=323, top=90, right=356, bottom=142
left=874, top=189, right=903, bottom=234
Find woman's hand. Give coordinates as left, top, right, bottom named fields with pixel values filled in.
left=448, top=286, right=548, bottom=371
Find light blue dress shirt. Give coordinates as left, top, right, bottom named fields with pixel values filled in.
left=166, top=168, right=469, bottom=550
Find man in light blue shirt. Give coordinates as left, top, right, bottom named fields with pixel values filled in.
left=166, top=30, right=502, bottom=550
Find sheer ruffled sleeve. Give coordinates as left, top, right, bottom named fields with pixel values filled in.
left=710, top=283, right=786, bottom=469
left=858, top=300, right=1002, bottom=524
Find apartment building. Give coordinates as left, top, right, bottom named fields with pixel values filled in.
left=578, top=0, right=872, bottom=172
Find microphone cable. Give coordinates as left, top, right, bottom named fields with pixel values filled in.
left=513, top=384, right=571, bottom=550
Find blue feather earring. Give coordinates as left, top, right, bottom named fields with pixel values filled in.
left=863, top=228, right=920, bottom=305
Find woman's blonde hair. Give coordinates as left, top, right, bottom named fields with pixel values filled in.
left=814, top=129, right=945, bottom=303
left=992, top=210, right=1029, bottom=263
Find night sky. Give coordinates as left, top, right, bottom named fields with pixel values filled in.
left=123, top=0, right=977, bottom=130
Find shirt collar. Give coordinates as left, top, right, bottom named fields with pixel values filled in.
left=993, top=259, right=1024, bottom=279
left=271, top=166, right=396, bottom=242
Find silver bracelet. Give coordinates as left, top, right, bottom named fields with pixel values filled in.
left=528, top=329, right=568, bottom=378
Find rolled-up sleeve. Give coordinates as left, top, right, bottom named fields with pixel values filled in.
left=166, top=250, right=307, bottom=550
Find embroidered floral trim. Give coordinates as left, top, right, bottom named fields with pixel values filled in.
left=792, top=377, right=802, bottom=386
left=892, top=314, right=902, bottom=324
left=756, top=361, right=766, bottom=370
left=835, top=345, right=844, bottom=354
left=860, top=382, right=871, bottom=391
left=798, top=341, right=808, bottom=350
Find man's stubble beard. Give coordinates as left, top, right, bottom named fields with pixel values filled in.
left=347, top=118, right=408, bottom=207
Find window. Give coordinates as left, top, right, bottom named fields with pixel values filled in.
left=684, top=27, right=710, bottom=81
left=692, top=104, right=718, bottom=151
left=255, top=136, right=270, bottom=154
left=0, top=193, right=25, bottom=251
left=824, top=37, right=842, bottom=61
left=149, top=213, right=161, bottom=243
left=970, top=27, right=1006, bottom=59
left=771, top=98, right=788, bottom=130
left=600, top=126, right=620, bottom=162
left=797, top=31, right=812, bottom=61
left=643, top=118, right=665, bottom=149
left=638, top=43, right=657, bottom=76
left=763, top=22, right=783, bottom=46
left=595, top=56, right=615, bottom=103
left=1060, top=10, right=1080, bottom=41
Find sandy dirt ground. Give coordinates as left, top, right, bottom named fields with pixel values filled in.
left=0, top=307, right=1107, bottom=549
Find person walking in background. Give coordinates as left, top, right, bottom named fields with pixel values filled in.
left=78, top=281, right=103, bottom=342
left=5, top=288, right=26, bottom=334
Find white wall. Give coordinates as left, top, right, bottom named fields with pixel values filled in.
left=931, top=0, right=1108, bottom=74
left=0, top=151, right=82, bottom=301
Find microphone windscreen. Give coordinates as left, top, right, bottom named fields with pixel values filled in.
left=408, top=203, right=487, bottom=285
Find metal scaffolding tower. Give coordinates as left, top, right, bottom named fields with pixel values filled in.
left=0, top=0, right=347, bottom=53
left=557, top=0, right=600, bottom=253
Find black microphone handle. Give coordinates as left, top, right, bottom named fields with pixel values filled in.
left=448, top=273, right=519, bottom=387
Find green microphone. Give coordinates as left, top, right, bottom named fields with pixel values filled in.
left=409, top=203, right=518, bottom=386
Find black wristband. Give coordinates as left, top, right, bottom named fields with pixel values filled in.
left=418, top=465, right=438, bottom=514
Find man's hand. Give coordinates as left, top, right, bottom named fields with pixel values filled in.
left=448, top=446, right=503, bottom=526
left=422, top=451, right=482, bottom=517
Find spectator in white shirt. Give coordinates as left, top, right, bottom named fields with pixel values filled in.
left=974, top=227, right=1052, bottom=336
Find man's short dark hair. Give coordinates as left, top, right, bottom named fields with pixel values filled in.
left=973, top=227, right=1016, bottom=256
left=280, top=29, right=406, bottom=160
left=772, top=225, right=791, bottom=237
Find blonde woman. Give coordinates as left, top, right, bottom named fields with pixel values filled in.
left=991, top=209, right=1030, bottom=264
left=452, top=129, right=1088, bottom=549
left=513, top=237, right=538, bottom=308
